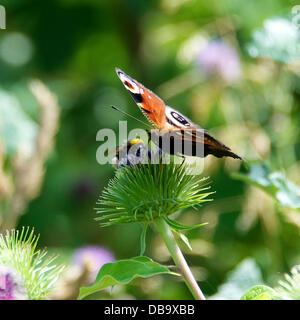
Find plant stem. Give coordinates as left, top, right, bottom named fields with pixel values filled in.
left=155, top=217, right=206, bottom=300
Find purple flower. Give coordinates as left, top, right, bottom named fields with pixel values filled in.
left=0, top=266, right=27, bottom=300
left=72, top=246, right=115, bottom=283
left=197, top=40, right=241, bottom=83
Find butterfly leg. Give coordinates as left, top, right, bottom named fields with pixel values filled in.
left=179, top=156, right=186, bottom=169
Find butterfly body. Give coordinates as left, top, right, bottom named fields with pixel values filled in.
left=115, top=68, right=242, bottom=160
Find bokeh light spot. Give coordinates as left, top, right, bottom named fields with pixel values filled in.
left=0, top=32, right=33, bottom=66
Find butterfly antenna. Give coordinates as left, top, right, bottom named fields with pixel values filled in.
left=111, top=105, right=152, bottom=129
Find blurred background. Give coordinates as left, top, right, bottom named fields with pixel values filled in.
left=0, top=0, right=300, bottom=299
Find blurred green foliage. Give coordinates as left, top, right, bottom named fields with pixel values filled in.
left=0, top=0, right=300, bottom=299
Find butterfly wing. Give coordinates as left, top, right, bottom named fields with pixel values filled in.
left=165, top=105, right=199, bottom=128
left=170, top=128, right=242, bottom=159
left=115, top=68, right=166, bottom=129
left=150, top=128, right=241, bottom=159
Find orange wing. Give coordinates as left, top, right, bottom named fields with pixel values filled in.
left=115, top=68, right=166, bottom=129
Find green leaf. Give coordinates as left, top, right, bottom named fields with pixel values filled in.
left=177, top=231, right=192, bottom=251
left=270, top=173, right=300, bottom=209
left=210, top=259, right=264, bottom=300
left=241, top=285, right=276, bottom=300
left=78, top=256, right=178, bottom=299
left=164, top=216, right=208, bottom=231
left=247, top=17, right=300, bottom=63
left=232, top=162, right=300, bottom=210
left=139, top=223, right=148, bottom=256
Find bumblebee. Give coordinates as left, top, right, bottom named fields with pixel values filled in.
left=112, top=139, right=147, bottom=168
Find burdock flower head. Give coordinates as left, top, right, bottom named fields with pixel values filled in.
left=96, top=161, right=212, bottom=227
left=0, top=228, right=64, bottom=300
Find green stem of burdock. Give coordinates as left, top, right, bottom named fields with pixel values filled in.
left=155, top=217, right=206, bottom=300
